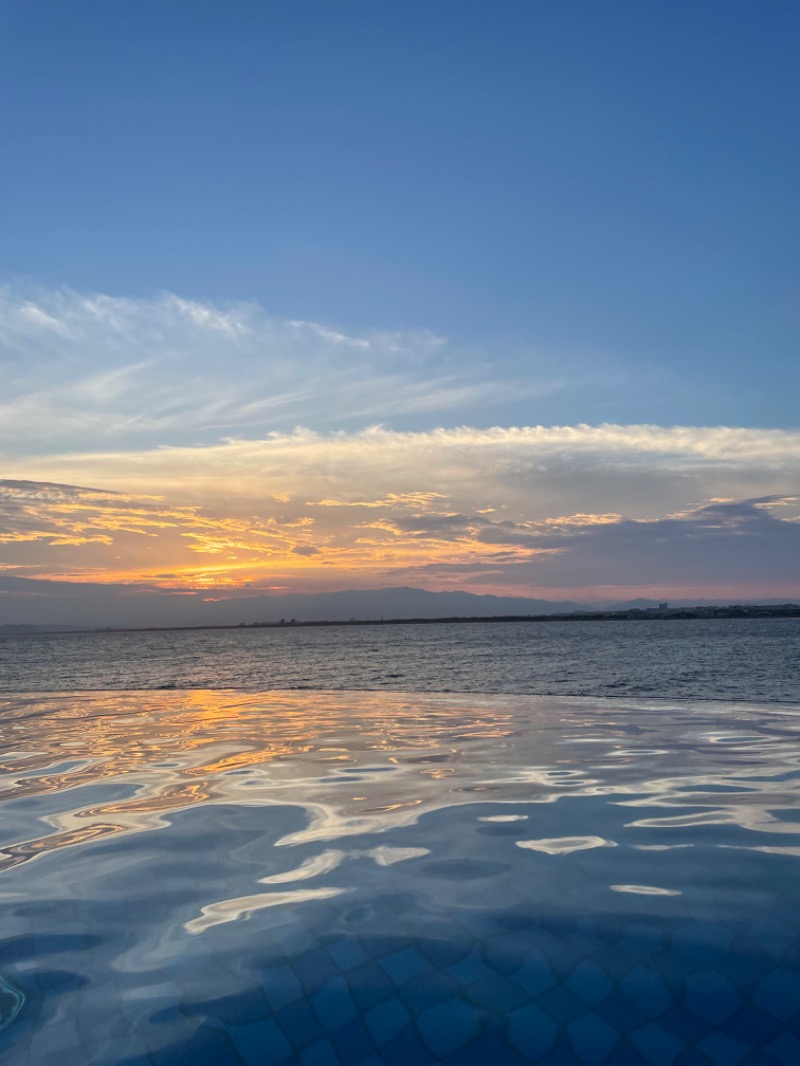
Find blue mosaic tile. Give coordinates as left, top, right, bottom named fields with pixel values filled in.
left=537, top=1034, right=583, bottom=1064
left=721, top=1004, right=783, bottom=1046
left=569, top=930, right=606, bottom=960
left=628, top=1022, right=685, bottom=1066
left=194, top=987, right=269, bottom=1025
left=591, top=944, right=638, bottom=982
left=514, top=947, right=558, bottom=997
left=496, top=908, right=534, bottom=934
left=347, top=960, right=395, bottom=1012
left=595, top=991, right=648, bottom=1035
left=261, top=963, right=304, bottom=1012
left=673, top=1051, right=713, bottom=1066
left=673, top=922, right=733, bottom=966
left=364, top=995, right=410, bottom=1046
left=478, top=1013, right=507, bottom=1039
left=330, top=1017, right=375, bottom=1063
left=457, top=908, right=506, bottom=940
left=537, top=933, right=585, bottom=979
left=378, top=1024, right=435, bottom=1066
left=463, top=973, right=528, bottom=1013
left=605, top=1044, right=657, bottom=1066
left=310, top=976, right=359, bottom=1033
left=567, top=959, right=614, bottom=1007
left=362, top=935, right=413, bottom=960
left=378, top=947, right=430, bottom=984
left=267, top=921, right=316, bottom=957
left=299, top=1037, right=341, bottom=1066
left=620, top=963, right=673, bottom=1018
left=536, top=982, right=588, bottom=1025
left=417, top=997, right=481, bottom=1057
left=753, top=968, right=800, bottom=1021
left=684, top=969, right=742, bottom=1025
left=328, top=938, right=369, bottom=973
left=447, top=946, right=489, bottom=986
left=272, top=999, right=325, bottom=1050
left=566, top=1011, right=620, bottom=1064
left=541, top=912, right=580, bottom=938
left=228, top=1018, right=293, bottom=1066
left=416, top=932, right=472, bottom=968
left=743, top=918, right=795, bottom=959
left=763, top=1031, right=800, bottom=1065
left=656, top=1005, right=711, bottom=1045
left=294, top=947, right=340, bottom=996
left=150, top=1024, right=245, bottom=1066
left=718, top=950, right=772, bottom=989
left=507, top=1001, right=558, bottom=1059
left=397, top=968, right=460, bottom=1014
left=696, top=1031, right=749, bottom=1066
left=618, top=922, right=665, bottom=961
left=442, top=1032, right=529, bottom=1065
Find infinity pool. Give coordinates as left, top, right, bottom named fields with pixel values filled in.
left=1, top=692, right=799, bottom=1064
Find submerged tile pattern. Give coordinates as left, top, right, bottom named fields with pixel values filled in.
left=0, top=691, right=799, bottom=1064
left=3, top=838, right=799, bottom=1065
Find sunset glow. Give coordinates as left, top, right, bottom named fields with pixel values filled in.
left=2, top=3, right=798, bottom=625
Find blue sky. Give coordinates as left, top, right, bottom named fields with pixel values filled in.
left=1, top=2, right=799, bottom=619
left=3, top=0, right=798, bottom=427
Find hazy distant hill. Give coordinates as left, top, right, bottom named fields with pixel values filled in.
left=598, top=597, right=800, bottom=611
left=225, top=587, right=584, bottom=625
left=0, top=585, right=584, bottom=632
left=0, top=623, right=85, bottom=634
left=3, top=581, right=793, bottom=634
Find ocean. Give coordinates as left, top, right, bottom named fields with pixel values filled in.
left=1, top=617, right=799, bottom=701
left=0, top=621, right=799, bottom=1064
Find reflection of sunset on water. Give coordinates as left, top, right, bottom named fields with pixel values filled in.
left=2, top=691, right=800, bottom=881
left=1, top=691, right=799, bottom=1066
left=0, top=691, right=527, bottom=870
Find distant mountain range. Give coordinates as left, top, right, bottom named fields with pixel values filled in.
left=226, top=587, right=587, bottom=624
left=0, top=623, right=87, bottom=634
left=0, top=587, right=583, bottom=632
left=0, top=585, right=796, bottom=634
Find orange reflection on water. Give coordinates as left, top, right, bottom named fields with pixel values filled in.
left=0, top=691, right=525, bottom=871
left=0, top=823, right=127, bottom=870
left=3, top=690, right=797, bottom=880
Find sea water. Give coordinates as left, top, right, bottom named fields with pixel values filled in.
left=1, top=618, right=799, bottom=701
left=0, top=689, right=799, bottom=1064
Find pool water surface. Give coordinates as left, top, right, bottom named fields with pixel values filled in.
left=0, top=691, right=799, bottom=1064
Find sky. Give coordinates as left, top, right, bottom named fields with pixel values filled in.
left=1, top=1, right=799, bottom=624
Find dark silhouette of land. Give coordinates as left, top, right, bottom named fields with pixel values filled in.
left=2, top=602, right=799, bottom=637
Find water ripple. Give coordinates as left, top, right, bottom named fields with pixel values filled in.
left=0, top=691, right=799, bottom=1064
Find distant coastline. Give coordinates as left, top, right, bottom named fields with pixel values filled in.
left=2, top=603, right=799, bottom=637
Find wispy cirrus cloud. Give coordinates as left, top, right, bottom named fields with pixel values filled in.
left=0, top=285, right=562, bottom=455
